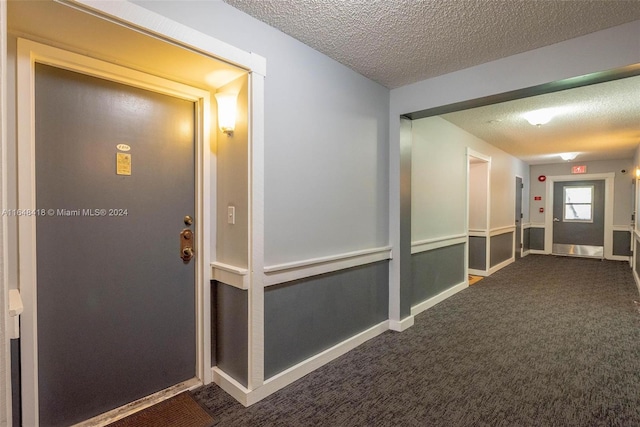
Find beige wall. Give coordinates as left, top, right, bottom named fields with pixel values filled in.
left=412, top=116, right=529, bottom=242
left=215, top=74, right=249, bottom=268
left=529, top=159, right=634, bottom=227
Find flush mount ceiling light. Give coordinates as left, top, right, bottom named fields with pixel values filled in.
left=523, top=108, right=555, bottom=126
left=559, top=152, right=578, bottom=161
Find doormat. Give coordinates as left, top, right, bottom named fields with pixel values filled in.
left=468, top=275, right=484, bottom=286
left=107, top=392, right=214, bottom=427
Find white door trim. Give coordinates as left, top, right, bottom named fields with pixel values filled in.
left=634, top=177, right=640, bottom=272
left=544, top=173, right=614, bottom=259
left=466, top=148, right=491, bottom=275
left=247, top=71, right=265, bottom=391
left=7, top=0, right=267, bottom=417
left=61, top=0, right=265, bottom=75
left=16, top=38, right=212, bottom=427
left=0, top=1, right=12, bottom=424
left=515, top=174, right=524, bottom=259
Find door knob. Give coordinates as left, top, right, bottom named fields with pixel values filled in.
left=181, top=247, right=194, bottom=260
left=553, top=217, right=560, bottom=222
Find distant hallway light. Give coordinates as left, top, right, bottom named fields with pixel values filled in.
left=560, top=152, right=578, bottom=161
left=523, top=109, right=554, bottom=126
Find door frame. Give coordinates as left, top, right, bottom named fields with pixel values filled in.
left=515, top=175, right=524, bottom=259
left=17, top=38, right=213, bottom=426
left=632, top=175, right=640, bottom=285
left=543, top=172, right=614, bottom=259
left=5, top=0, right=267, bottom=420
left=466, top=148, right=491, bottom=276
left=0, top=1, right=10, bottom=423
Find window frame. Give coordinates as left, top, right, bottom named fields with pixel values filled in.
left=563, top=185, right=594, bottom=223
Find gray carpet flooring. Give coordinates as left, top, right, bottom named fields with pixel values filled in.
left=194, top=255, right=640, bottom=426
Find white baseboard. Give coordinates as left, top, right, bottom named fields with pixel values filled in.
left=411, top=281, right=468, bottom=317
left=488, top=257, right=514, bottom=275
left=529, top=249, right=546, bottom=255
left=527, top=251, right=628, bottom=262
left=212, top=320, right=390, bottom=407
left=468, top=268, right=487, bottom=276
left=608, top=255, right=631, bottom=262
left=389, top=315, right=414, bottom=331
left=212, top=367, right=251, bottom=407
left=469, top=257, right=514, bottom=278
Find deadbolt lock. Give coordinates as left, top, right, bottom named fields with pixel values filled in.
left=180, top=228, right=195, bottom=263
left=184, top=215, right=193, bottom=226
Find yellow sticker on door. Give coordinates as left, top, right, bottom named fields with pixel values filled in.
left=116, top=153, right=131, bottom=176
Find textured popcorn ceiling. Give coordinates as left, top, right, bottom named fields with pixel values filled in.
left=10, top=1, right=639, bottom=164
left=225, top=0, right=640, bottom=163
left=224, top=0, right=640, bottom=89
left=441, top=75, right=640, bottom=164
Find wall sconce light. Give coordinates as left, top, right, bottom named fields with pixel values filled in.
left=635, top=168, right=640, bottom=178
left=215, top=92, right=238, bottom=135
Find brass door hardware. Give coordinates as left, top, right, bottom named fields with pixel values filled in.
left=180, top=228, right=194, bottom=263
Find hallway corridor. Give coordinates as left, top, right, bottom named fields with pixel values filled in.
left=195, top=255, right=640, bottom=426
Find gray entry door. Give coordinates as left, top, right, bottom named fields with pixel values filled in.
left=35, top=64, right=196, bottom=426
left=515, top=177, right=523, bottom=260
left=552, top=180, right=605, bottom=257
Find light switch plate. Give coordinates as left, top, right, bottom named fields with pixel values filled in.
left=227, top=206, right=235, bottom=225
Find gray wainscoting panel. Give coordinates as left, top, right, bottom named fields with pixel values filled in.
left=468, top=237, right=486, bottom=271
left=211, top=284, right=216, bottom=367
left=635, top=238, right=640, bottom=276
left=11, top=339, right=20, bottom=427
left=216, top=282, right=248, bottom=387
left=264, top=262, right=389, bottom=379
left=412, top=243, right=465, bottom=305
left=523, top=228, right=531, bottom=252
left=613, top=231, right=631, bottom=256
left=490, top=232, right=513, bottom=267
left=530, top=228, right=545, bottom=250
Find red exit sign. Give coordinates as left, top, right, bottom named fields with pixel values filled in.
left=571, top=165, right=587, bottom=174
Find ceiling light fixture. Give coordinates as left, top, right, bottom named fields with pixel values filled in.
left=523, top=109, right=554, bottom=126
left=559, top=152, right=578, bottom=161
